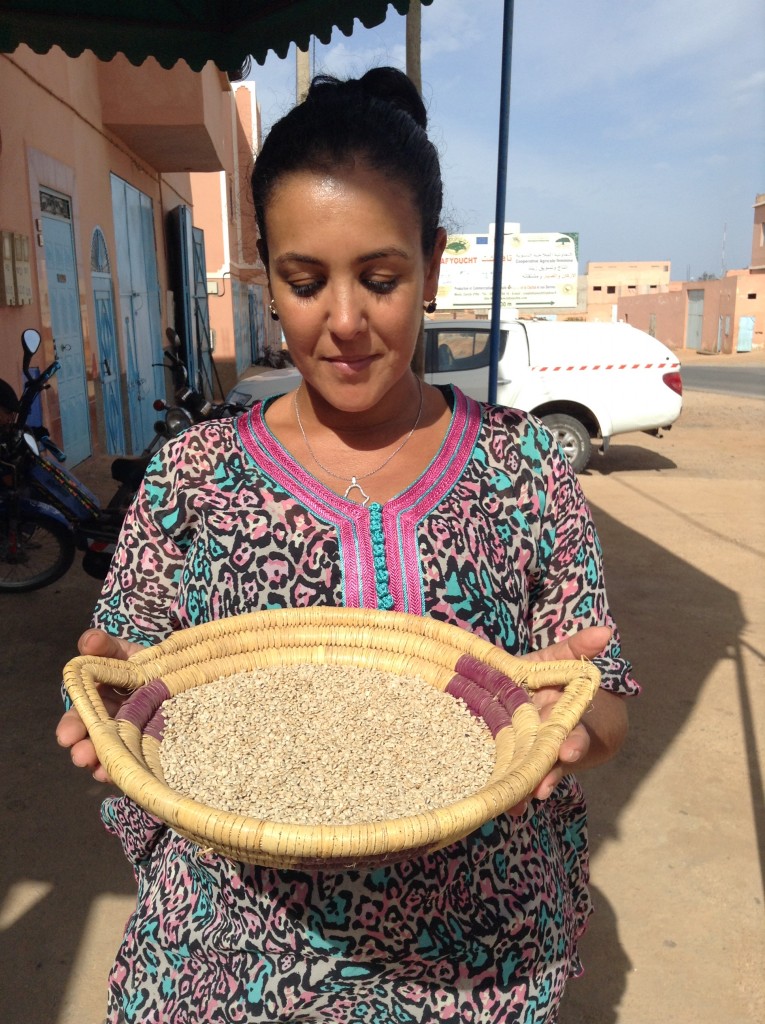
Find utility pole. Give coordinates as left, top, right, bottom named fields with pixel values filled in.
left=407, top=2, right=425, bottom=377
left=406, top=1, right=422, bottom=96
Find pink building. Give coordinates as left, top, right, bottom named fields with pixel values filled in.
left=586, top=261, right=671, bottom=324
left=615, top=197, right=765, bottom=354
left=0, top=46, right=277, bottom=464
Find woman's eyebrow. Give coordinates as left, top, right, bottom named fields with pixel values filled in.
left=274, top=246, right=411, bottom=268
left=274, top=251, right=322, bottom=267
left=358, top=247, right=411, bottom=263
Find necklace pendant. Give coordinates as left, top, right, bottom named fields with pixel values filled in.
left=344, top=477, right=371, bottom=506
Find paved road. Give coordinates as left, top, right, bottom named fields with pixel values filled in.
left=681, top=363, right=765, bottom=398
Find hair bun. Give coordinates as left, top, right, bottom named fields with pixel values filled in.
left=359, top=67, right=428, bottom=129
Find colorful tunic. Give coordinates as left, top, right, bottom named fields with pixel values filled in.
left=92, top=386, right=637, bottom=1023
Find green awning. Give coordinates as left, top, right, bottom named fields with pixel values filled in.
left=0, top=0, right=434, bottom=73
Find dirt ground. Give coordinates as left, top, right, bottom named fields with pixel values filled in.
left=1, top=354, right=763, bottom=1023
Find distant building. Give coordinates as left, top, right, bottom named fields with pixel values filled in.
left=586, top=262, right=672, bottom=323
left=751, top=192, right=765, bottom=272
left=615, top=196, right=764, bottom=354
left=190, top=81, right=276, bottom=392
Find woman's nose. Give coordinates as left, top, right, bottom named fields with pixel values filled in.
left=327, top=285, right=366, bottom=339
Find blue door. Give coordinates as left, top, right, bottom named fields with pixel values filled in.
left=192, top=226, right=215, bottom=398
left=737, top=316, right=755, bottom=352
left=686, top=289, right=704, bottom=351
left=40, top=190, right=92, bottom=466
left=110, top=176, right=165, bottom=453
left=91, top=228, right=126, bottom=455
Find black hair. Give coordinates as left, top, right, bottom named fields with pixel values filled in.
left=251, top=67, right=443, bottom=262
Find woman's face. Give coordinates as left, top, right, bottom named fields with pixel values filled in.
left=262, top=162, right=445, bottom=420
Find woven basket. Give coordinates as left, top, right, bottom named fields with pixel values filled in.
left=63, top=608, right=600, bottom=869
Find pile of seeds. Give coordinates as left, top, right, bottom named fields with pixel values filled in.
left=159, top=664, right=495, bottom=825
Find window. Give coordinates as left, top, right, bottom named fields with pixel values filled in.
left=607, top=285, right=616, bottom=294
left=748, top=293, right=757, bottom=300
left=628, top=285, right=636, bottom=291
left=593, top=285, right=602, bottom=292
left=425, top=328, right=505, bottom=373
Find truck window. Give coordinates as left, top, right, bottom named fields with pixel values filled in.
left=425, top=328, right=506, bottom=373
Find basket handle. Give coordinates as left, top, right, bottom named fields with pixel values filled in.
left=523, top=661, right=600, bottom=748
left=62, top=655, right=142, bottom=733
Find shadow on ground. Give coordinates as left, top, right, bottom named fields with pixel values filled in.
left=583, top=444, right=677, bottom=475
left=0, top=565, right=135, bottom=1024
left=559, top=502, right=748, bottom=1023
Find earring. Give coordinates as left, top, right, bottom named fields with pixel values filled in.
left=269, top=299, right=279, bottom=321
left=423, top=297, right=437, bottom=314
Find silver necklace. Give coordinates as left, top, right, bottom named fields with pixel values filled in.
left=293, top=379, right=424, bottom=506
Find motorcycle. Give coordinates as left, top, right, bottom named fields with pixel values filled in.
left=0, top=328, right=245, bottom=591
left=77, top=331, right=246, bottom=578
left=146, top=328, right=215, bottom=451
left=0, top=328, right=117, bottom=590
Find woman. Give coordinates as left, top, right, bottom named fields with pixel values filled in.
left=57, top=68, right=636, bottom=1023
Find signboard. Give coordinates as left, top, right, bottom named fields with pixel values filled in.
left=438, top=228, right=579, bottom=309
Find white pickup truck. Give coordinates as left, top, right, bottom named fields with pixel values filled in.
left=423, top=318, right=683, bottom=471
left=226, top=318, right=683, bottom=473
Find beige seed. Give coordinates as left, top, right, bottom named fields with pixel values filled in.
left=159, top=664, right=495, bottom=826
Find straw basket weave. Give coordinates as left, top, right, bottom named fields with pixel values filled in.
left=63, top=608, right=601, bottom=869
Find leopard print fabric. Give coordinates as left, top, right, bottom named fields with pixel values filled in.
left=92, top=386, right=637, bottom=1023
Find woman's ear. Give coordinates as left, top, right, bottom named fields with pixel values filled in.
left=424, top=227, right=448, bottom=299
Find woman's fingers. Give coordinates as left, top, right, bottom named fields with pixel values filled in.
left=58, top=629, right=138, bottom=785
left=521, top=624, right=612, bottom=664
left=77, top=628, right=142, bottom=661
left=56, top=706, right=89, bottom=748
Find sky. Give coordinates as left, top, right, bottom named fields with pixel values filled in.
left=247, top=0, right=765, bottom=281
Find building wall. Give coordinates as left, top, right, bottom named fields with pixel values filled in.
left=190, top=81, right=278, bottom=395
left=751, top=193, right=765, bottom=272
left=617, top=271, right=764, bottom=353
left=0, top=46, right=269, bottom=458
left=0, top=47, right=203, bottom=455
left=586, top=260, right=672, bottom=323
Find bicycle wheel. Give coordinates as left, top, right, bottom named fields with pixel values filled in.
left=0, top=510, right=76, bottom=592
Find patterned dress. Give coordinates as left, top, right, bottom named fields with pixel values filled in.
left=92, top=386, right=637, bottom=1023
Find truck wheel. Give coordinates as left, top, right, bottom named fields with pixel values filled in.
left=541, top=414, right=592, bottom=472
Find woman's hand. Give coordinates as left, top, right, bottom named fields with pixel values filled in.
left=56, top=629, right=143, bottom=784
left=508, top=625, right=628, bottom=815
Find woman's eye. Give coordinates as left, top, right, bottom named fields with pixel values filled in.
left=365, top=278, right=398, bottom=295
left=290, top=281, right=322, bottom=298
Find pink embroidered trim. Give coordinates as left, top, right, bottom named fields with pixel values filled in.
left=235, top=389, right=482, bottom=614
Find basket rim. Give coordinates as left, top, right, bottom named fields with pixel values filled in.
left=63, top=608, right=601, bottom=865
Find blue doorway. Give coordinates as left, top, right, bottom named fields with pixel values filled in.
left=39, top=189, right=92, bottom=466
left=90, top=227, right=126, bottom=455
left=110, top=175, right=164, bottom=453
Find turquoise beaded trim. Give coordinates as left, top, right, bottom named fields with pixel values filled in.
left=368, top=502, right=394, bottom=610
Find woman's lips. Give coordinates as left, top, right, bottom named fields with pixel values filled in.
left=324, top=355, right=376, bottom=373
